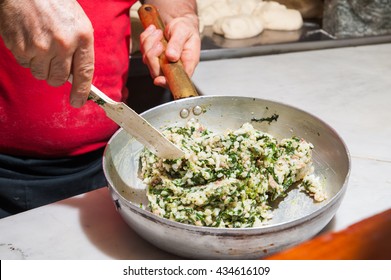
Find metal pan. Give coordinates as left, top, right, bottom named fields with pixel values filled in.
left=103, top=95, right=350, bottom=259
left=102, top=5, right=351, bottom=259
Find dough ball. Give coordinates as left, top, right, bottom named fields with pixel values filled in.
left=198, top=1, right=235, bottom=26
left=261, top=8, right=303, bottom=30
left=213, top=15, right=264, bottom=39
left=212, top=18, right=225, bottom=35
left=253, top=1, right=287, bottom=15
left=272, top=0, right=324, bottom=19
left=227, top=0, right=262, bottom=15
left=253, top=1, right=303, bottom=31
left=196, top=0, right=219, bottom=11
left=198, top=20, right=205, bottom=33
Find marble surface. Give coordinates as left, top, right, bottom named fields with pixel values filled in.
left=1, top=43, right=390, bottom=259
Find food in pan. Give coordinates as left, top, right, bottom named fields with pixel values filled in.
left=140, top=119, right=326, bottom=228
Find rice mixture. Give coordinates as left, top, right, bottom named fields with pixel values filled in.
left=140, top=119, right=326, bottom=228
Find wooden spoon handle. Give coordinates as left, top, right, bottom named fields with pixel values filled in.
left=138, top=4, right=198, bottom=100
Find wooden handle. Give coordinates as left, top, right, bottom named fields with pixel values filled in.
left=265, top=208, right=391, bottom=260
left=138, top=4, right=198, bottom=100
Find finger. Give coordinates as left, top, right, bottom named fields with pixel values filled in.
left=13, top=54, right=32, bottom=68
left=69, top=42, right=94, bottom=108
left=29, top=55, right=51, bottom=80
left=140, top=29, right=163, bottom=57
left=47, top=55, right=72, bottom=87
left=179, top=35, right=200, bottom=77
left=164, top=28, right=186, bottom=62
left=164, top=22, right=200, bottom=77
left=4, top=30, right=35, bottom=68
left=164, top=17, right=197, bottom=63
left=139, top=24, right=157, bottom=49
left=139, top=24, right=159, bottom=59
left=140, top=27, right=164, bottom=58
left=140, top=29, right=164, bottom=79
left=142, top=40, right=164, bottom=79
left=153, top=76, right=167, bottom=88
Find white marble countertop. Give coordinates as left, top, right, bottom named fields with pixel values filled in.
left=1, top=43, right=390, bottom=260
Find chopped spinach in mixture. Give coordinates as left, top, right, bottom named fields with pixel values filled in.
left=140, top=120, right=326, bottom=228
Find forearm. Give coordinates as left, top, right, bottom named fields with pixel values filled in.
left=140, top=0, right=198, bottom=27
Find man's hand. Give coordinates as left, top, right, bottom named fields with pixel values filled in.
left=139, top=1, right=200, bottom=88
left=0, top=0, right=94, bottom=108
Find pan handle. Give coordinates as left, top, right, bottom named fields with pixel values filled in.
left=138, top=4, right=199, bottom=100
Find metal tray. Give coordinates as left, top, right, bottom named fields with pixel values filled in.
left=199, top=22, right=391, bottom=61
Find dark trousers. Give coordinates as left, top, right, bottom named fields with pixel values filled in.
left=0, top=148, right=107, bottom=218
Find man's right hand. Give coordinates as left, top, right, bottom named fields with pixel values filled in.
left=0, top=0, right=95, bottom=108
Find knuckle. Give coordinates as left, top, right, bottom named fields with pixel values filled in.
left=31, top=69, right=47, bottom=80
left=5, top=35, right=27, bottom=53
left=76, top=26, right=94, bottom=45
left=48, top=62, right=69, bottom=86
left=47, top=73, right=68, bottom=86
left=31, top=33, right=51, bottom=53
left=47, top=57, right=70, bottom=86
left=30, top=61, right=48, bottom=80
left=14, top=54, right=31, bottom=68
left=11, top=44, right=33, bottom=67
left=54, top=26, right=94, bottom=52
left=75, top=64, right=94, bottom=80
left=54, top=38, right=73, bottom=52
left=75, top=85, right=90, bottom=96
left=139, top=31, right=147, bottom=44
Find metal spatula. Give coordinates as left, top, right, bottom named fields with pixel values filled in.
left=69, top=78, right=184, bottom=159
